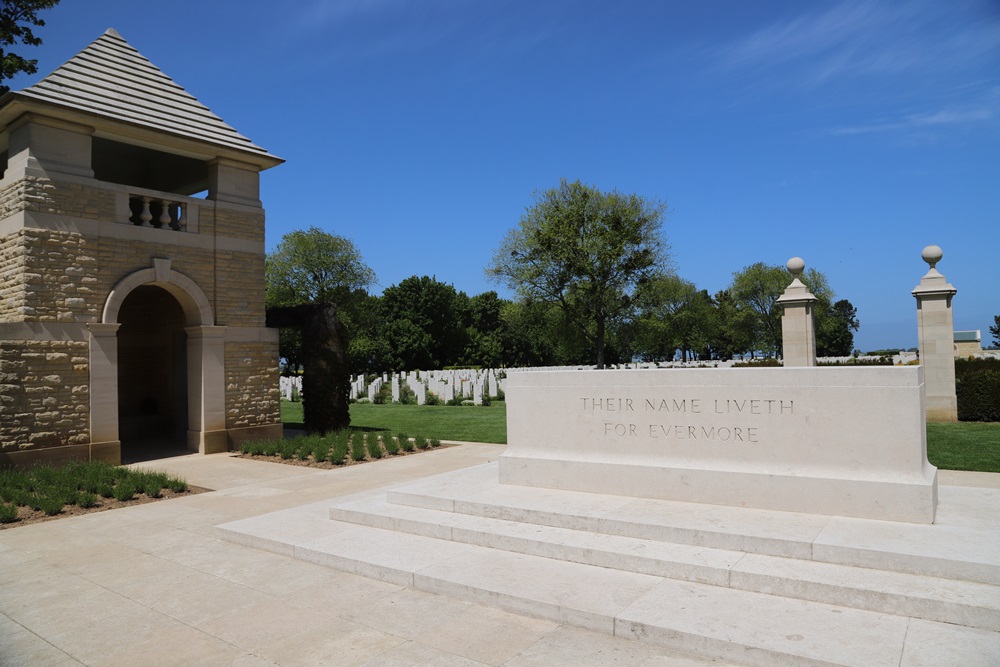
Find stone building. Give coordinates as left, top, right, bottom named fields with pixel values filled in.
left=0, top=29, right=283, bottom=466
left=953, top=330, right=982, bottom=357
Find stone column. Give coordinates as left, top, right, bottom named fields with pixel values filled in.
left=87, top=323, right=121, bottom=463
left=185, top=325, right=229, bottom=453
left=912, top=245, right=958, bottom=422
left=776, top=257, right=818, bottom=367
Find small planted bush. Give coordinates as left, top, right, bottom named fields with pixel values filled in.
left=241, top=440, right=266, bottom=456
left=37, top=497, right=64, bottom=516
left=429, top=438, right=442, bottom=448
left=166, top=477, right=188, bottom=493
left=366, top=434, right=384, bottom=460
left=383, top=434, right=400, bottom=455
left=330, top=437, right=348, bottom=465
left=0, top=461, right=192, bottom=527
left=414, top=435, right=429, bottom=450
left=350, top=435, right=367, bottom=462
left=398, top=433, right=414, bottom=453
left=278, top=440, right=297, bottom=460
left=0, top=503, right=17, bottom=523
left=312, top=441, right=329, bottom=463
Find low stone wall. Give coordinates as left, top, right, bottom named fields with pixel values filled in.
left=224, top=340, right=281, bottom=430
left=501, top=367, right=938, bottom=523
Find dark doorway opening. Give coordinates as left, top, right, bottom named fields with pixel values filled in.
left=117, top=285, right=190, bottom=463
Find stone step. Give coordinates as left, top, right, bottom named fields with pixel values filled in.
left=383, top=463, right=1000, bottom=585
left=216, top=514, right=1000, bottom=667
left=329, top=495, right=1000, bottom=632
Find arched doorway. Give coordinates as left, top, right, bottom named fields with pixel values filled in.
left=93, top=259, right=227, bottom=462
left=117, top=285, right=189, bottom=461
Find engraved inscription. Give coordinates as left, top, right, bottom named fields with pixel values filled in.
left=583, top=395, right=794, bottom=443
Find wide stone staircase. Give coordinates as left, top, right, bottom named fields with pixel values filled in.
left=217, top=463, right=1000, bottom=666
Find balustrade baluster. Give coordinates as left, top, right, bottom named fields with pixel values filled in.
left=140, top=197, right=152, bottom=225
left=159, top=199, right=171, bottom=227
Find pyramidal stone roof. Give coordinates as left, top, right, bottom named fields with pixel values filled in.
left=14, top=28, right=279, bottom=163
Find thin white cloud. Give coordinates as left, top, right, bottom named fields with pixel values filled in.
left=297, top=0, right=406, bottom=29
left=715, top=0, right=1000, bottom=88
left=827, top=107, right=993, bottom=135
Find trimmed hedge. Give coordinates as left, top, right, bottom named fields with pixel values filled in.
left=956, top=358, right=1000, bottom=422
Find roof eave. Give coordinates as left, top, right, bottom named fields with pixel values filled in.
left=0, top=93, right=284, bottom=171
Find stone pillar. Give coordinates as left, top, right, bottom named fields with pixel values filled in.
left=207, top=158, right=261, bottom=207
left=6, top=114, right=95, bottom=179
left=776, top=257, right=818, bottom=367
left=185, top=325, right=229, bottom=453
left=87, top=323, right=122, bottom=463
left=912, top=245, right=958, bottom=423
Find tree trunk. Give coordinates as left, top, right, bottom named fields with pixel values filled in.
left=267, top=303, right=350, bottom=434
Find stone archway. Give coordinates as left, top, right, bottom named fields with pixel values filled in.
left=116, top=285, right=188, bottom=455
left=90, top=258, right=228, bottom=460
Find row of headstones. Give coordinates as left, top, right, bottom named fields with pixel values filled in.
left=281, top=352, right=919, bottom=404
left=347, top=369, right=506, bottom=405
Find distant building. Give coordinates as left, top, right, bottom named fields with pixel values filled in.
left=0, top=29, right=283, bottom=467
left=954, top=330, right=982, bottom=357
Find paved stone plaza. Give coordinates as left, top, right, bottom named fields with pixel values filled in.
left=4, top=439, right=993, bottom=666
left=1, top=442, right=758, bottom=666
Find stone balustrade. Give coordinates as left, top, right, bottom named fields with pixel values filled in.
left=128, top=193, right=189, bottom=231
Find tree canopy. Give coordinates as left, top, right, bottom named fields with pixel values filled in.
left=487, top=179, right=670, bottom=368
left=379, top=275, right=466, bottom=370
left=990, top=315, right=1000, bottom=348
left=728, top=262, right=857, bottom=358
left=0, top=0, right=59, bottom=95
left=265, top=227, right=376, bottom=370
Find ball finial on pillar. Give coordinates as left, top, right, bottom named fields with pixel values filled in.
left=921, top=245, right=943, bottom=270
left=786, top=257, right=805, bottom=277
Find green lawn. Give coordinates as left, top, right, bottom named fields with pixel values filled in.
left=927, top=422, right=1000, bottom=473
left=281, top=400, right=507, bottom=444
left=282, top=401, right=1000, bottom=472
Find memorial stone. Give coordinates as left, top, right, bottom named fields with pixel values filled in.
left=501, top=366, right=938, bottom=523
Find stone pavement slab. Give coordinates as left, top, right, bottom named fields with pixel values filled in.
left=0, top=444, right=738, bottom=666
left=218, top=459, right=1000, bottom=666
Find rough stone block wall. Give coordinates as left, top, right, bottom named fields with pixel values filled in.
left=0, top=178, right=30, bottom=219
left=20, top=228, right=100, bottom=322
left=0, top=173, right=114, bottom=224
left=225, top=341, right=281, bottom=429
left=0, top=340, right=89, bottom=450
left=0, top=231, right=27, bottom=322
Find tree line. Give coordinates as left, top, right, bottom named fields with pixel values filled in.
left=267, top=181, right=859, bottom=374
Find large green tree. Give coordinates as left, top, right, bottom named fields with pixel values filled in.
left=633, top=275, right=716, bottom=362
left=989, top=315, right=1000, bottom=349
left=487, top=179, right=670, bottom=368
left=379, top=275, right=467, bottom=370
left=816, top=299, right=860, bottom=357
left=1, top=0, right=59, bottom=95
left=711, top=289, right=756, bottom=360
left=729, top=262, right=837, bottom=358
left=265, top=227, right=376, bottom=370
left=729, top=262, right=791, bottom=357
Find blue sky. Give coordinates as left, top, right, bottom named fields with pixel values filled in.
left=14, top=0, right=1000, bottom=351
